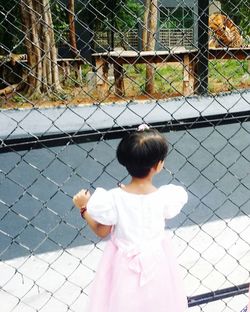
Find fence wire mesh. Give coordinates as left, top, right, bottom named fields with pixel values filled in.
left=0, top=0, right=250, bottom=311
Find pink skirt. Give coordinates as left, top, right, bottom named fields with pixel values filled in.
left=87, top=235, right=187, bottom=312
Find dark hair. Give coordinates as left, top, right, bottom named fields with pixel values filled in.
left=116, top=129, right=168, bottom=178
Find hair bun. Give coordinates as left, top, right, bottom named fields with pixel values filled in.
left=137, top=124, right=150, bottom=131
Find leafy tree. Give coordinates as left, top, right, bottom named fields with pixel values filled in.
left=115, top=0, right=144, bottom=31
left=76, top=0, right=143, bottom=32
left=20, top=0, right=62, bottom=98
left=50, top=1, right=69, bottom=45
left=142, top=0, right=158, bottom=94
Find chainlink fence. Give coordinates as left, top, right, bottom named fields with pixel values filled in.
left=0, top=0, right=250, bottom=311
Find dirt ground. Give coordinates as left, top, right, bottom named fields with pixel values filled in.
left=0, top=84, right=182, bottom=110
left=0, top=63, right=250, bottom=110
left=1, top=85, right=249, bottom=110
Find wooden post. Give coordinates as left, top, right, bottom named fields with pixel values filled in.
left=61, top=61, right=70, bottom=84
left=114, top=62, right=125, bottom=96
left=183, top=54, right=195, bottom=96
left=74, top=61, right=82, bottom=83
left=95, top=57, right=109, bottom=96
left=195, top=0, right=209, bottom=95
left=144, top=0, right=158, bottom=95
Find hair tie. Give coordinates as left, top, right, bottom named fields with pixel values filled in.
left=137, top=124, right=150, bottom=131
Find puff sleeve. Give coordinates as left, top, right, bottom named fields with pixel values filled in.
left=160, top=185, right=188, bottom=219
left=87, top=188, right=117, bottom=225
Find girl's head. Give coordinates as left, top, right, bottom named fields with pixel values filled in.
left=116, top=127, right=168, bottom=178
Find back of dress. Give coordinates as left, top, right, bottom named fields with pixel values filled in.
left=86, top=184, right=189, bottom=312
left=88, top=184, right=188, bottom=247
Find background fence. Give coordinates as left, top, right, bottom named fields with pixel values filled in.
left=0, top=0, right=250, bottom=311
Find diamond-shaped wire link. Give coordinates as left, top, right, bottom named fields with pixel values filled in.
left=0, top=0, right=250, bottom=311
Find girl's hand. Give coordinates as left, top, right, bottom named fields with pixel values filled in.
left=73, top=189, right=111, bottom=238
left=73, top=189, right=91, bottom=209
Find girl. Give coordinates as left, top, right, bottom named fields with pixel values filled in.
left=73, top=125, right=188, bottom=312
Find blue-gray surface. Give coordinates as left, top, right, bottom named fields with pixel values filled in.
left=0, top=90, right=250, bottom=139
left=0, top=92, right=250, bottom=261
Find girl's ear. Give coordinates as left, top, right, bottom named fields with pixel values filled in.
left=155, top=160, right=164, bottom=173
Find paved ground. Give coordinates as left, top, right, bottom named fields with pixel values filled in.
left=0, top=92, right=250, bottom=311
left=0, top=90, right=250, bottom=139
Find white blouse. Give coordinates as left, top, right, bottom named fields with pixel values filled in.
left=87, top=184, right=188, bottom=248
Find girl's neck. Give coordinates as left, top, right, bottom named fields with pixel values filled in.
left=123, top=176, right=157, bottom=194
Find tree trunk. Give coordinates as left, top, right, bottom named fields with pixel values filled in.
left=142, top=0, right=151, bottom=50
left=20, top=0, right=62, bottom=99
left=144, top=0, right=158, bottom=95
left=68, top=0, right=78, bottom=56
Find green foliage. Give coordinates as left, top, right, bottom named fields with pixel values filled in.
left=220, top=0, right=250, bottom=35
left=115, top=0, right=144, bottom=31
left=76, top=0, right=117, bottom=31
left=154, top=64, right=182, bottom=94
left=51, top=2, right=69, bottom=44
left=209, top=59, right=250, bottom=92
left=0, top=1, right=24, bottom=53
left=76, top=0, right=143, bottom=32
left=160, top=7, right=193, bottom=30
left=209, top=60, right=248, bottom=80
left=124, top=60, right=249, bottom=97
left=124, top=64, right=183, bottom=95
left=12, top=95, right=26, bottom=103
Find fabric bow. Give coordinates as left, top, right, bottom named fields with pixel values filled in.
left=113, top=237, right=162, bottom=287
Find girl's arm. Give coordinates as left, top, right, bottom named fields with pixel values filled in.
left=80, top=208, right=112, bottom=238
left=73, top=189, right=112, bottom=238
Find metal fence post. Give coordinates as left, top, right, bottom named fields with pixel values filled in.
left=196, top=0, right=209, bottom=95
